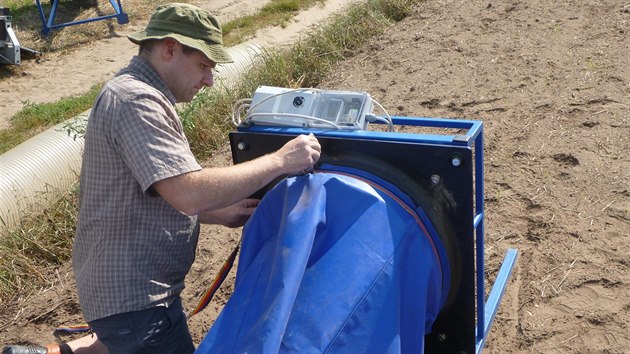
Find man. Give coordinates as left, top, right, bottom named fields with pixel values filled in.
left=3, top=3, right=320, bottom=354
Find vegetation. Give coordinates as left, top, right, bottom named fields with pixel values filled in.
left=0, top=0, right=328, bottom=152
left=0, top=187, right=79, bottom=298
left=222, top=0, right=326, bottom=46
left=0, top=0, right=422, bottom=301
left=0, top=0, right=36, bottom=18
left=0, top=85, right=101, bottom=154
left=1, top=0, right=177, bottom=54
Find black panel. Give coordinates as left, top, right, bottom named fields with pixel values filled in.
left=230, top=131, right=476, bottom=353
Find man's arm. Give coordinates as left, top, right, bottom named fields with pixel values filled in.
left=153, top=134, right=320, bottom=216
left=198, top=198, right=259, bottom=227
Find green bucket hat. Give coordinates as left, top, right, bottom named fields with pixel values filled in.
left=127, top=3, right=233, bottom=64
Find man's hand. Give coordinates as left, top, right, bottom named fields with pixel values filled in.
left=199, top=199, right=260, bottom=227
left=273, top=133, right=321, bottom=175
left=152, top=134, right=320, bottom=217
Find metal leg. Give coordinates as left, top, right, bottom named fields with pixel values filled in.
left=476, top=248, right=519, bottom=353
left=35, top=0, right=128, bottom=36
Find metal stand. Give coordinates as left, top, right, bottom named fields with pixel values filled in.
left=0, top=7, right=21, bottom=65
left=230, top=115, right=519, bottom=353
left=35, top=0, right=128, bottom=36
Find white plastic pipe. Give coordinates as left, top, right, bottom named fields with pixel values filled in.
left=0, top=42, right=262, bottom=234
left=0, top=114, right=86, bottom=233
left=215, top=42, right=263, bottom=89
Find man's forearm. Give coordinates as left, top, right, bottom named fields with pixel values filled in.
left=154, top=153, right=283, bottom=215
left=153, top=133, right=320, bottom=215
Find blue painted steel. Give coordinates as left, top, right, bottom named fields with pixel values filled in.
left=473, top=212, right=484, bottom=228
left=239, top=115, right=484, bottom=147
left=475, top=129, right=486, bottom=344
left=476, top=248, right=519, bottom=354
left=35, top=0, right=128, bottom=36
left=228, top=114, right=517, bottom=352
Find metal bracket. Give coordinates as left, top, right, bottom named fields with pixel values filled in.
left=0, top=8, right=20, bottom=65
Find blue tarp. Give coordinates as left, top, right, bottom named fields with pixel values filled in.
left=196, top=170, right=445, bottom=354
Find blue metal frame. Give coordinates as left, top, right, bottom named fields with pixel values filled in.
left=477, top=248, right=519, bottom=353
left=35, top=0, right=128, bottom=36
left=239, top=115, right=518, bottom=352
left=241, top=115, right=483, bottom=146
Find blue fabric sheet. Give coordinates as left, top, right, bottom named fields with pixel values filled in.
left=196, top=171, right=444, bottom=354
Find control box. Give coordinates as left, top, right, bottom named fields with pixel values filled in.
left=245, top=86, right=373, bottom=130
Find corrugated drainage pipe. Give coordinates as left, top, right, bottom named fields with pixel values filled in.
left=0, top=42, right=263, bottom=235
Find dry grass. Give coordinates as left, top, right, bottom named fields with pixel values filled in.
left=9, top=0, right=181, bottom=55
left=0, top=185, right=79, bottom=299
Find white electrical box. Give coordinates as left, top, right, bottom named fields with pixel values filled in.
left=245, top=86, right=373, bottom=130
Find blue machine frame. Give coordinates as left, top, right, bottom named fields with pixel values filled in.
left=230, top=115, right=518, bottom=353
left=35, top=0, right=128, bottom=36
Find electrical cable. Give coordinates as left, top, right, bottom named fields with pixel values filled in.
left=370, top=98, right=394, bottom=132
left=247, top=112, right=342, bottom=129
left=231, top=98, right=251, bottom=127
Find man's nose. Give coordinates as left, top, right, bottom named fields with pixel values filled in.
left=202, top=71, right=214, bottom=87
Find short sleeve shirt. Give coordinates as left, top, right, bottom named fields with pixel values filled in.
left=73, top=56, right=203, bottom=322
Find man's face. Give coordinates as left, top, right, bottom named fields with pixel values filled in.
left=167, top=43, right=216, bottom=103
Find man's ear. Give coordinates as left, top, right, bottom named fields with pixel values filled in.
left=161, top=37, right=179, bottom=61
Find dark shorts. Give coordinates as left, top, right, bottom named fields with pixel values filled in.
left=88, top=297, right=195, bottom=354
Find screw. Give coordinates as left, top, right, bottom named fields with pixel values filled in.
left=237, top=140, right=248, bottom=151
left=430, top=174, right=441, bottom=185
left=451, top=155, right=463, bottom=167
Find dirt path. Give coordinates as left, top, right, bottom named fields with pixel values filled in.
left=0, top=0, right=357, bottom=128
left=1, top=0, right=629, bottom=353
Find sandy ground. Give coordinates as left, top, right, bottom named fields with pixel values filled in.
left=0, top=0, right=357, bottom=127
left=1, top=0, right=629, bottom=353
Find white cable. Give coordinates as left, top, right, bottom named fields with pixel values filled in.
left=246, top=112, right=342, bottom=130
left=231, top=98, right=252, bottom=126
left=370, top=98, right=394, bottom=132
left=367, top=114, right=394, bottom=130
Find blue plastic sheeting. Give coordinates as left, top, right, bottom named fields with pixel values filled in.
left=196, top=171, right=444, bottom=353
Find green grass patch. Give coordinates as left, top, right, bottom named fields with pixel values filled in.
left=222, top=0, right=324, bottom=46
left=0, top=85, right=100, bottom=154
left=0, top=185, right=78, bottom=299
left=0, top=0, right=37, bottom=18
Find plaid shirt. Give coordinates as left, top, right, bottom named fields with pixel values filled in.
left=73, top=56, right=202, bottom=322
